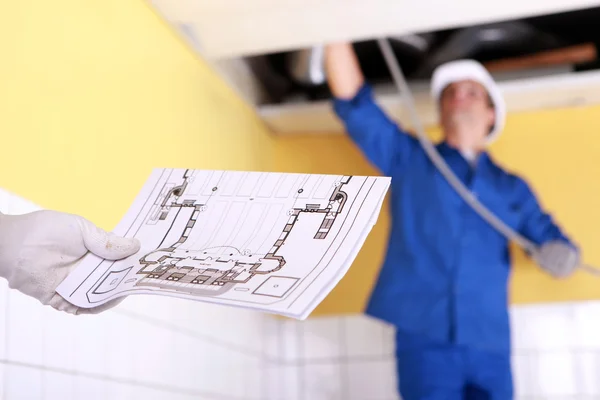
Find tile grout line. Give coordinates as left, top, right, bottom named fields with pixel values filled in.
left=275, top=318, right=285, bottom=400
left=278, top=353, right=397, bottom=366
left=0, top=358, right=247, bottom=400
left=569, top=305, right=585, bottom=398
left=260, top=317, right=266, bottom=400
left=298, top=321, right=305, bottom=400
left=115, top=309, right=272, bottom=361
left=260, top=317, right=276, bottom=400
left=339, top=317, right=350, bottom=400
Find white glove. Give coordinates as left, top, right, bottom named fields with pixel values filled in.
left=534, top=240, right=580, bottom=278
left=0, top=210, right=140, bottom=314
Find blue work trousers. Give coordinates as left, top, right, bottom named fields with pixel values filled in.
left=395, top=333, right=513, bottom=400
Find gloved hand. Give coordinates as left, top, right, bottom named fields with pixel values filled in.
left=0, top=210, right=140, bottom=314
left=533, top=240, right=580, bottom=278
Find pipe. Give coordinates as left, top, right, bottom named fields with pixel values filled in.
left=412, top=21, right=562, bottom=78
left=285, top=46, right=327, bottom=86
left=483, top=43, right=597, bottom=73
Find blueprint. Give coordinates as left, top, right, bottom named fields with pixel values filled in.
left=56, top=169, right=390, bottom=319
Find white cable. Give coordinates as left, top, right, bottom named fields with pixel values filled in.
left=376, top=37, right=600, bottom=277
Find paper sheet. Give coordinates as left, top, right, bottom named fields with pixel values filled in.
left=56, top=169, right=390, bottom=319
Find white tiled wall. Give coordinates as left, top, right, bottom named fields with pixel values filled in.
left=3, top=188, right=600, bottom=400
left=0, top=188, right=276, bottom=400
left=266, top=316, right=400, bottom=400
left=269, top=305, right=600, bottom=400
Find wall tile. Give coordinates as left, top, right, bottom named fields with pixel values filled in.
left=511, top=304, right=574, bottom=351
left=345, top=359, right=399, bottom=400
left=301, top=317, right=343, bottom=360
left=0, top=363, right=4, bottom=399
left=381, top=321, right=397, bottom=356
left=6, top=291, right=44, bottom=365
left=73, top=376, right=108, bottom=400
left=531, top=350, right=578, bottom=397
left=186, top=339, right=212, bottom=392
left=41, top=307, right=77, bottom=371
left=344, top=315, right=387, bottom=358
left=169, top=298, right=213, bottom=336
left=43, top=370, right=75, bottom=400
left=4, top=364, right=43, bottom=400
left=263, top=316, right=281, bottom=361
left=302, top=362, right=343, bottom=400
left=196, top=304, right=256, bottom=350
left=512, top=353, right=535, bottom=398
left=72, top=314, right=110, bottom=376
left=281, top=365, right=301, bottom=400
left=264, top=363, right=282, bottom=400
left=281, top=319, right=301, bottom=362
left=173, top=331, right=200, bottom=390
left=105, top=312, right=135, bottom=381
left=103, top=381, right=136, bottom=400
left=576, top=350, right=600, bottom=396
left=573, top=302, right=600, bottom=350
left=237, top=354, right=264, bottom=399
left=144, top=387, right=186, bottom=400
left=129, top=319, right=173, bottom=386
left=204, top=306, right=267, bottom=355
left=199, top=354, right=233, bottom=396
left=119, top=295, right=168, bottom=320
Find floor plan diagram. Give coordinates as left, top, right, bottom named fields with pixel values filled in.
left=57, top=169, right=390, bottom=319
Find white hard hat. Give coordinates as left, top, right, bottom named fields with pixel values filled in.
left=431, top=59, right=506, bottom=144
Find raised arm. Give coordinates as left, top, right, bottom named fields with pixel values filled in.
left=325, top=42, right=365, bottom=100
left=325, top=42, right=418, bottom=176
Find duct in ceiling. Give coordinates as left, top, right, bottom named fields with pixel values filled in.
left=245, top=6, right=600, bottom=105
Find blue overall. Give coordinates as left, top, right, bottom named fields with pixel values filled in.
left=332, top=84, right=575, bottom=399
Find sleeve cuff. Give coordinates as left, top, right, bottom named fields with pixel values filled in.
left=332, top=83, right=373, bottom=120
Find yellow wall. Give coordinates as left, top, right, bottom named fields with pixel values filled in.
left=0, top=0, right=273, bottom=231
left=275, top=105, right=600, bottom=315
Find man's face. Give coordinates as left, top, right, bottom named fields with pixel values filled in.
left=439, top=80, right=496, bottom=149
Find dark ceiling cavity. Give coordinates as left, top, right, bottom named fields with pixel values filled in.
left=246, top=6, right=600, bottom=105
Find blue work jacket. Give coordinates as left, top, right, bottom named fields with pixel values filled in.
left=333, top=84, right=574, bottom=352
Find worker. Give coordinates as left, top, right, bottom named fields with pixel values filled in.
left=325, top=42, right=580, bottom=399
left=0, top=209, right=140, bottom=314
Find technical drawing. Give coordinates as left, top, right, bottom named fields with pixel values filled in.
left=92, top=267, right=133, bottom=295
left=123, top=172, right=351, bottom=297
left=56, top=168, right=390, bottom=319
left=252, top=276, right=301, bottom=298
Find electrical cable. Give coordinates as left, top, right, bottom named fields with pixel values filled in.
left=376, top=37, right=600, bottom=276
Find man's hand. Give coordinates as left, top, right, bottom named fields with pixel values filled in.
left=325, top=42, right=365, bottom=100
left=0, top=210, right=140, bottom=314
left=534, top=240, right=580, bottom=278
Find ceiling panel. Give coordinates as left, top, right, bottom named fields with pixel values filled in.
left=149, top=0, right=600, bottom=59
